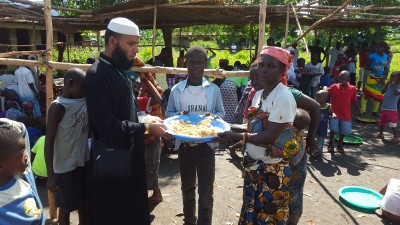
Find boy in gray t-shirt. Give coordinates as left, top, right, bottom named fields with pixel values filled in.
left=375, top=72, right=400, bottom=144
left=45, top=68, right=89, bottom=225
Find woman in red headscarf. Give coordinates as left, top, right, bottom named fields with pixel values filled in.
left=219, top=47, right=302, bottom=225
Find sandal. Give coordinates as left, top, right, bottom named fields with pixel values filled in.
left=327, top=143, right=334, bottom=153
left=337, top=145, right=345, bottom=154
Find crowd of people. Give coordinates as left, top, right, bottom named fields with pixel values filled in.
left=0, top=16, right=399, bottom=225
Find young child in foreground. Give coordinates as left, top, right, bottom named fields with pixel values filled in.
left=0, top=119, right=45, bottom=225
left=45, top=68, right=89, bottom=225
left=328, top=71, right=362, bottom=154
left=375, top=72, right=400, bottom=144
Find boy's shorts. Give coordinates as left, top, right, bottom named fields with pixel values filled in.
left=330, top=118, right=352, bottom=135
left=54, top=166, right=85, bottom=212
left=380, top=110, right=398, bottom=128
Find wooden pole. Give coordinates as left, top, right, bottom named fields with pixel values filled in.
left=290, top=3, right=309, bottom=53
left=257, top=0, right=267, bottom=56
left=152, top=4, right=157, bottom=63
left=32, top=20, right=36, bottom=51
left=44, top=0, right=54, bottom=109
left=326, top=29, right=333, bottom=67
left=287, top=0, right=353, bottom=48
left=0, top=58, right=249, bottom=78
left=97, top=31, right=101, bottom=53
left=284, top=3, right=290, bottom=48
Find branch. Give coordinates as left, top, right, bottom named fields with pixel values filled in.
left=9, top=0, right=91, bottom=14
left=288, top=0, right=353, bottom=48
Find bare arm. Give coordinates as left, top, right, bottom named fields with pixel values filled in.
left=44, top=102, right=64, bottom=192
left=140, top=76, right=162, bottom=106
left=296, top=94, right=320, bottom=154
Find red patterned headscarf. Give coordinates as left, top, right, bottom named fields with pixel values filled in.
left=260, top=46, right=293, bottom=85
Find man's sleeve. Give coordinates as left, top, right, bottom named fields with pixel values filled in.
left=214, top=87, right=225, bottom=118
left=25, top=69, right=35, bottom=84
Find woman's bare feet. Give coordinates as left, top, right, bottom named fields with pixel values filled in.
left=148, top=189, right=163, bottom=204
left=391, top=137, right=399, bottom=144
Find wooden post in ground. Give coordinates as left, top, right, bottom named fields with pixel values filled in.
left=290, top=3, right=309, bottom=53
left=97, top=31, right=101, bottom=53
left=44, top=0, right=54, bottom=110
left=257, top=0, right=267, bottom=56
left=284, top=3, right=290, bottom=48
left=152, top=3, right=157, bottom=63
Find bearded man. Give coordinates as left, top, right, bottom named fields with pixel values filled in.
left=85, top=17, right=171, bottom=225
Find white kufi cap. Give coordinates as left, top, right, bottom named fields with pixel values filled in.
left=107, top=17, right=140, bottom=36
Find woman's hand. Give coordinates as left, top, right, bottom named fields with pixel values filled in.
left=217, top=131, right=242, bottom=141
left=305, top=136, right=319, bottom=155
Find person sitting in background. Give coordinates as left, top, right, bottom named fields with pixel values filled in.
left=15, top=65, right=41, bottom=118
left=5, top=101, right=24, bottom=121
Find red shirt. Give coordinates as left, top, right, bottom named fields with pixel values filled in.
left=137, top=97, right=151, bottom=112
left=328, top=83, right=357, bottom=121
left=358, top=49, right=370, bottom=68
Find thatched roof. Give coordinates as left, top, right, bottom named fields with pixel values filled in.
left=1, top=0, right=400, bottom=33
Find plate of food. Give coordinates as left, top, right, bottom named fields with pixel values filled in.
left=334, top=134, right=363, bottom=145
left=339, top=186, right=383, bottom=209
left=356, top=116, right=379, bottom=123
left=164, top=114, right=230, bottom=143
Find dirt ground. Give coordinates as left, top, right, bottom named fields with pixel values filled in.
left=35, top=118, right=400, bottom=225
left=37, top=94, right=400, bottom=225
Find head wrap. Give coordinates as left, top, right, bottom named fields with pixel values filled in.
left=260, top=46, right=293, bottom=85
left=107, top=17, right=140, bottom=36
left=260, top=46, right=293, bottom=74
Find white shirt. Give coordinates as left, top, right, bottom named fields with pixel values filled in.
left=180, top=85, right=207, bottom=115
left=0, top=74, right=17, bottom=90
left=328, top=48, right=344, bottom=69
left=15, top=67, right=35, bottom=98
left=305, top=62, right=324, bottom=87
left=380, top=178, right=400, bottom=216
left=245, top=83, right=297, bottom=164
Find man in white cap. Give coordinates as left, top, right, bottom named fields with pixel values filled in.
left=85, top=17, right=171, bottom=225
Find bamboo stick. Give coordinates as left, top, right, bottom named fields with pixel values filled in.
left=152, top=4, right=157, bottom=63
left=289, top=3, right=308, bottom=53
left=9, top=0, right=91, bottom=14
left=44, top=0, right=54, bottom=109
left=287, top=0, right=353, bottom=48
left=0, top=58, right=249, bottom=78
left=257, top=0, right=267, bottom=56
left=284, top=4, right=290, bottom=48
left=0, top=50, right=47, bottom=58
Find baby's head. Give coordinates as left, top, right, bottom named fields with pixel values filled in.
left=297, top=58, right=306, bottom=68
left=0, top=121, right=28, bottom=177
left=315, top=90, right=329, bottom=105
left=293, top=108, right=311, bottom=131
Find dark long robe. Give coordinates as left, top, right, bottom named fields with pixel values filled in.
left=85, top=53, right=149, bottom=225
